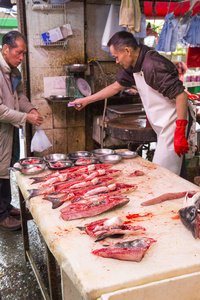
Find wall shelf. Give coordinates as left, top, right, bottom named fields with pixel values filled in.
left=33, top=35, right=67, bottom=47
left=32, top=2, right=65, bottom=11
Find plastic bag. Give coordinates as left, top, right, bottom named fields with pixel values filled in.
left=101, top=4, right=125, bottom=54
left=31, top=127, right=52, bottom=152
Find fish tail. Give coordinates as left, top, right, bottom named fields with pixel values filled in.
left=42, top=197, right=63, bottom=209
left=27, top=189, right=40, bottom=199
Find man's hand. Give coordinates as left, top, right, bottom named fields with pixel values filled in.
left=174, top=119, right=189, bottom=157
left=68, top=97, right=87, bottom=111
left=26, top=109, right=43, bottom=126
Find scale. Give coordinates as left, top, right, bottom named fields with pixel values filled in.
left=63, top=64, right=91, bottom=99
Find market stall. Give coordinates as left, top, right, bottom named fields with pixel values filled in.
left=14, top=155, right=200, bottom=300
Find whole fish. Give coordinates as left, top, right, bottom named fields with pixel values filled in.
left=60, top=195, right=130, bottom=220
left=92, top=237, right=156, bottom=262
left=179, top=191, right=200, bottom=239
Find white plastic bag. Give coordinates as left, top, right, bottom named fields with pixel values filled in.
left=101, top=4, right=125, bottom=54
left=31, top=127, right=52, bottom=152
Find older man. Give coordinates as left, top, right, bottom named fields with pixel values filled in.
left=0, top=31, right=43, bottom=230
left=70, top=31, right=193, bottom=179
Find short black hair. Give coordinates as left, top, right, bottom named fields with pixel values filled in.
left=2, top=31, right=27, bottom=49
left=107, top=31, right=139, bottom=51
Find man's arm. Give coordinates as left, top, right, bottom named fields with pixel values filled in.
left=69, top=81, right=124, bottom=110
left=175, top=91, right=188, bottom=120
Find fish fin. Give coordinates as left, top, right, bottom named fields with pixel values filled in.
left=42, top=197, right=63, bottom=209
left=26, top=189, right=39, bottom=199
left=95, top=233, right=124, bottom=242
left=76, top=226, right=86, bottom=231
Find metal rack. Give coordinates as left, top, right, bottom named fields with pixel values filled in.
left=33, top=35, right=67, bottom=47
left=32, top=1, right=65, bottom=11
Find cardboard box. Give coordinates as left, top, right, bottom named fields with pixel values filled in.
left=41, top=24, right=72, bottom=45
left=41, top=27, right=63, bottom=45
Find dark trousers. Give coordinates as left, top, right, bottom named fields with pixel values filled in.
left=0, top=179, right=12, bottom=222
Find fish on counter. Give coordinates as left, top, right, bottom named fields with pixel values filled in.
left=30, top=164, right=113, bottom=184
left=80, top=216, right=146, bottom=242
left=141, top=191, right=198, bottom=206
left=92, top=237, right=156, bottom=262
left=43, top=182, right=137, bottom=208
left=179, top=191, right=200, bottom=239
left=27, top=176, right=115, bottom=202
left=60, top=195, right=130, bottom=221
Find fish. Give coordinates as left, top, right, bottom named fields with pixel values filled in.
left=42, top=177, right=116, bottom=208
left=68, top=182, right=137, bottom=203
left=37, top=173, right=69, bottom=188
left=26, top=185, right=56, bottom=200
left=140, top=191, right=198, bottom=206
left=30, top=164, right=112, bottom=184
left=179, top=191, right=200, bottom=238
left=54, top=176, right=115, bottom=193
left=60, top=195, right=130, bottom=220
left=43, top=193, right=75, bottom=209
left=59, top=164, right=112, bottom=174
left=92, top=237, right=156, bottom=262
left=83, top=216, right=146, bottom=241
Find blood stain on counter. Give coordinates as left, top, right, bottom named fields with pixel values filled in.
left=125, top=212, right=154, bottom=223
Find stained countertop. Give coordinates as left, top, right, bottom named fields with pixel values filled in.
left=14, top=156, right=200, bottom=300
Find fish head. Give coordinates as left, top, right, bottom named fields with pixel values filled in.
left=179, top=192, right=200, bottom=238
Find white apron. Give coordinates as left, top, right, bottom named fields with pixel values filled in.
left=133, top=71, right=185, bottom=175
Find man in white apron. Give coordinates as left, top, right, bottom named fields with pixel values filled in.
left=70, top=31, right=193, bottom=179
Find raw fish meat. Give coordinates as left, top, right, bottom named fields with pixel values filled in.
left=92, top=237, right=156, bottom=262
left=141, top=191, right=197, bottom=206
left=83, top=216, right=146, bottom=241
left=60, top=195, right=130, bottom=220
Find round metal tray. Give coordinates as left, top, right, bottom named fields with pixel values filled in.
left=68, top=151, right=91, bottom=161
left=46, top=160, right=73, bottom=170
left=63, top=64, right=88, bottom=73
left=18, top=157, right=43, bottom=166
left=116, top=151, right=137, bottom=159
left=91, top=148, right=115, bottom=158
left=43, top=153, right=69, bottom=162
left=9, top=163, right=47, bottom=175
left=98, top=154, right=123, bottom=164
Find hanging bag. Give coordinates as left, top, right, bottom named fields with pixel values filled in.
left=31, top=127, right=52, bottom=152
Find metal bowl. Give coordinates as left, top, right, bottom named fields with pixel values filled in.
left=74, top=157, right=99, bottom=166
left=46, top=160, right=73, bottom=170
left=11, top=163, right=47, bottom=175
left=63, top=64, right=88, bottom=73
left=18, top=157, right=43, bottom=166
left=43, top=153, right=69, bottom=162
left=116, top=151, right=137, bottom=159
left=68, top=151, right=91, bottom=161
left=98, top=154, right=123, bottom=164
left=91, top=148, right=116, bottom=158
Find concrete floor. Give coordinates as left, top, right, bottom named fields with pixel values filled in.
left=0, top=129, right=62, bottom=300
left=0, top=173, right=46, bottom=299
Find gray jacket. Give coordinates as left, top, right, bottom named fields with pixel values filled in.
left=0, top=52, right=34, bottom=178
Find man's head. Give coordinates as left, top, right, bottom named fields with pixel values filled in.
left=107, top=31, right=140, bottom=69
left=2, top=31, right=27, bottom=68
